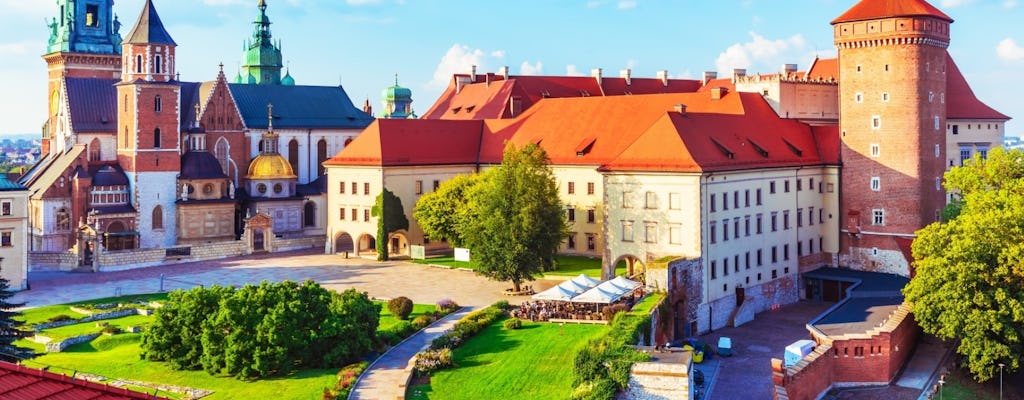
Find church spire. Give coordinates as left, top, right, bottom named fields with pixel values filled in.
left=240, top=0, right=284, bottom=85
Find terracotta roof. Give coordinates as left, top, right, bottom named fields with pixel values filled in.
left=602, top=92, right=831, bottom=172
left=422, top=74, right=701, bottom=120
left=0, top=362, right=166, bottom=399
left=945, top=54, right=1010, bottom=121
left=806, top=57, right=840, bottom=81
left=832, top=0, right=953, bottom=24
left=323, top=119, right=487, bottom=167
left=697, top=78, right=735, bottom=93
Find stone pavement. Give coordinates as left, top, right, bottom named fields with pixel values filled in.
left=13, top=249, right=519, bottom=309
left=349, top=307, right=475, bottom=400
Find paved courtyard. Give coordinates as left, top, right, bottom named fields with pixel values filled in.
left=12, top=249, right=523, bottom=309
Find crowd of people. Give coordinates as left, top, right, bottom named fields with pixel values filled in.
left=512, top=292, right=644, bottom=322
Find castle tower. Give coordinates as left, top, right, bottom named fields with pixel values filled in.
left=42, top=0, right=124, bottom=155
left=237, top=0, right=286, bottom=85
left=116, top=0, right=180, bottom=249
left=380, top=74, right=416, bottom=119
left=833, top=0, right=952, bottom=275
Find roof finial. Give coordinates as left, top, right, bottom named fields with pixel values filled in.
left=194, top=103, right=201, bottom=128
left=267, top=103, right=274, bottom=131
left=218, top=62, right=224, bottom=72
left=394, top=73, right=399, bottom=86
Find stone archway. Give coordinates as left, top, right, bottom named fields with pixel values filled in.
left=335, top=232, right=354, bottom=253
left=388, top=232, right=409, bottom=256
left=610, top=254, right=646, bottom=281
left=357, top=234, right=376, bottom=255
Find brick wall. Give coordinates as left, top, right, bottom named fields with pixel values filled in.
left=273, top=235, right=325, bottom=252
left=773, top=343, right=835, bottom=400
left=29, top=251, right=79, bottom=271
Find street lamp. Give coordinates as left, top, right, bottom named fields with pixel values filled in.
left=938, top=377, right=945, bottom=400
left=999, top=363, right=1005, bottom=400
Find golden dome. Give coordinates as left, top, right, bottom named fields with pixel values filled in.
left=247, top=154, right=296, bottom=180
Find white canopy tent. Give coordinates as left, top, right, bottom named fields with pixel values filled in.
left=570, top=274, right=601, bottom=288
left=556, top=279, right=593, bottom=294
left=532, top=285, right=578, bottom=301
left=610, top=276, right=642, bottom=291
left=570, top=287, right=622, bottom=304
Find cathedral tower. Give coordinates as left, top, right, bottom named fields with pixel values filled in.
left=237, top=0, right=287, bottom=85
left=43, top=0, right=124, bottom=154
left=834, top=0, right=952, bottom=275
left=116, top=0, right=180, bottom=248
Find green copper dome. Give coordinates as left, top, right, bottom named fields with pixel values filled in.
left=382, top=77, right=412, bottom=101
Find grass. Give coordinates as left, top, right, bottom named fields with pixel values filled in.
left=408, top=321, right=608, bottom=400
left=18, top=293, right=169, bottom=326
left=630, top=293, right=665, bottom=314
left=412, top=255, right=627, bottom=278
left=378, top=303, right=438, bottom=331
left=41, top=315, right=153, bottom=340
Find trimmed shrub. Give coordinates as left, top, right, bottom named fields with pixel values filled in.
left=601, top=304, right=628, bottom=321
left=412, top=314, right=435, bottom=330
left=387, top=296, right=414, bottom=320
left=322, top=361, right=368, bottom=400
left=414, top=348, right=454, bottom=375
left=570, top=378, right=617, bottom=400
left=436, top=298, right=460, bottom=314
left=503, top=317, right=522, bottom=330
left=493, top=300, right=511, bottom=311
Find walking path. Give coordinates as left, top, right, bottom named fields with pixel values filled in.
left=349, top=307, right=475, bottom=400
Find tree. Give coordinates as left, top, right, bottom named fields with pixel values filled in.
left=372, top=188, right=409, bottom=261
left=0, top=266, right=32, bottom=362
left=464, top=143, right=568, bottom=292
left=904, top=147, right=1024, bottom=382
left=414, top=173, right=482, bottom=247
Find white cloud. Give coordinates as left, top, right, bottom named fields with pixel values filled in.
left=566, top=65, right=585, bottom=76
left=996, top=38, right=1024, bottom=61
left=1005, top=0, right=1019, bottom=8
left=940, top=0, right=974, bottom=7
left=520, top=61, right=543, bottom=75
left=429, top=44, right=505, bottom=88
left=617, top=1, right=637, bottom=9
left=715, top=32, right=810, bottom=77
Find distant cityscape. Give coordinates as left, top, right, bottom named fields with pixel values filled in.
left=0, top=134, right=42, bottom=172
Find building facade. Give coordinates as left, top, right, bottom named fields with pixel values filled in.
left=0, top=177, right=29, bottom=290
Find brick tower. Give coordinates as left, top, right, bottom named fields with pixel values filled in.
left=42, top=0, right=124, bottom=155
left=834, top=0, right=953, bottom=276
left=116, top=0, right=180, bottom=249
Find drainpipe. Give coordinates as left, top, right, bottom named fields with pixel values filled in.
left=307, top=129, right=312, bottom=182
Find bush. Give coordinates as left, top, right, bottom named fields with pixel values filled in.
left=387, top=296, right=414, bottom=320
left=493, top=300, right=512, bottom=311
left=436, top=298, right=460, bottom=314
left=100, top=325, right=122, bottom=335
left=46, top=314, right=75, bottom=323
left=414, top=348, right=454, bottom=375
left=322, top=361, right=368, bottom=400
left=412, top=314, right=435, bottom=330
left=378, top=321, right=415, bottom=346
left=601, top=304, right=628, bottom=321
left=503, top=317, right=522, bottom=330
left=570, top=378, right=618, bottom=400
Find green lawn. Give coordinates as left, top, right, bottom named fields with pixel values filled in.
left=408, top=321, right=608, bottom=400
left=378, top=303, right=438, bottom=331
left=412, top=255, right=627, bottom=278
left=41, top=315, right=153, bottom=340
left=18, top=293, right=169, bottom=326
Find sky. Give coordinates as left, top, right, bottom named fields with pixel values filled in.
left=0, top=0, right=1021, bottom=136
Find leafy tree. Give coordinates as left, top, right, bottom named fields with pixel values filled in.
left=905, top=147, right=1024, bottom=382
left=0, top=266, right=32, bottom=362
left=414, top=173, right=484, bottom=247
left=141, top=285, right=233, bottom=369
left=464, top=143, right=568, bottom=292
left=372, top=188, right=409, bottom=261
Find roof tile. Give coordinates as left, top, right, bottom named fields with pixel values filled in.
left=832, top=0, right=952, bottom=24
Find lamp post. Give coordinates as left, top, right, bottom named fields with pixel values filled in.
left=938, top=377, right=945, bottom=400
left=999, top=363, right=1005, bottom=400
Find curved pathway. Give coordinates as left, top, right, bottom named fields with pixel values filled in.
left=349, top=307, right=475, bottom=400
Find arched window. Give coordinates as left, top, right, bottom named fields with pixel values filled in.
left=288, top=139, right=300, bottom=175
left=55, top=208, right=71, bottom=231
left=214, top=137, right=230, bottom=175
left=155, top=95, right=162, bottom=112
left=304, top=202, right=316, bottom=227
left=317, top=139, right=328, bottom=176
left=152, top=206, right=163, bottom=230
left=153, top=128, right=161, bottom=148
left=154, top=55, right=163, bottom=74
left=136, top=54, right=143, bottom=74
left=258, top=140, right=265, bottom=153
left=124, top=95, right=128, bottom=112
left=344, top=137, right=353, bottom=146
left=89, top=138, right=101, bottom=161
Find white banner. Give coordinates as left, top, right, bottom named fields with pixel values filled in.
left=454, top=247, right=471, bottom=262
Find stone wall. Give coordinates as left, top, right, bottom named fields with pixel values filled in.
left=624, top=361, right=693, bottom=400
left=32, top=308, right=137, bottom=331
left=98, top=248, right=166, bottom=271
left=43, top=333, right=101, bottom=352
left=274, top=235, right=325, bottom=252
left=29, top=251, right=79, bottom=271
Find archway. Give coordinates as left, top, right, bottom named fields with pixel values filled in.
left=104, top=221, right=134, bottom=251
left=357, top=234, right=376, bottom=255
left=288, top=139, right=300, bottom=176
left=610, top=254, right=646, bottom=281
left=335, top=232, right=354, bottom=253
left=388, top=232, right=409, bottom=256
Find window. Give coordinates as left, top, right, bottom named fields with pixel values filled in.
left=155, top=95, right=162, bottom=112
left=809, top=207, right=815, bottom=226
left=722, top=192, right=729, bottom=210
left=351, top=182, right=358, bottom=194
left=935, top=144, right=940, bottom=158
left=351, top=208, right=357, bottom=221
left=723, top=258, right=729, bottom=276
left=567, top=207, right=576, bottom=222
left=568, top=182, right=575, bottom=194
left=273, top=183, right=283, bottom=194
left=154, top=55, right=162, bottom=74
left=882, top=92, right=889, bottom=102
left=952, top=125, right=959, bottom=135
left=0, top=201, right=9, bottom=216
left=960, top=146, right=971, bottom=166
left=756, top=213, right=763, bottom=234
left=587, top=182, right=595, bottom=195
left=0, top=232, right=10, bottom=247
left=784, top=180, right=790, bottom=193
left=153, top=128, right=161, bottom=148
left=85, top=4, right=99, bottom=27
left=936, top=177, right=942, bottom=191
left=56, top=208, right=71, bottom=231
left=872, top=209, right=885, bottom=226
left=645, top=192, right=657, bottom=209
left=644, top=223, right=657, bottom=243
left=622, top=191, right=633, bottom=208
left=771, top=246, right=778, bottom=263
left=669, top=224, right=682, bottom=245
left=364, top=209, right=370, bottom=222
left=809, top=178, right=815, bottom=191
left=819, top=208, right=824, bottom=224
left=745, top=190, right=750, bottom=207
left=941, top=92, right=945, bottom=104
left=855, top=92, right=863, bottom=103
left=136, top=54, right=143, bottom=74
left=734, top=255, right=740, bottom=273
left=733, top=218, right=740, bottom=239
left=669, top=193, right=681, bottom=210
left=710, top=194, right=717, bottom=212
left=771, top=212, right=778, bottom=232
left=304, top=202, right=316, bottom=227
left=152, top=206, right=163, bottom=229
left=433, top=180, right=440, bottom=191
left=364, top=182, right=370, bottom=195
left=885, top=64, right=890, bottom=72
left=784, top=244, right=790, bottom=261
left=710, top=221, right=717, bottom=244
left=733, top=191, right=739, bottom=209
left=872, top=116, right=881, bottom=129
left=756, top=189, right=762, bottom=205
left=934, top=116, right=940, bottom=131
left=340, top=208, right=346, bottom=220
left=622, top=221, right=634, bottom=242
left=797, top=208, right=804, bottom=227
left=722, top=220, right=729, bottom=242
left=415, top=180, right=422, bottom=195
left=798, top=242, right=803, bottom=257
left=744, top=216, right=751, bottom=237
left=769, top=181, right=776, bottom=194
left=711, top=261, right=717, bottom=279
left=871, top=177, right=881, bottom=191
left=928, top=91, right=934, bottom=102
left=587, top=208, right=596, bottom=224
left=783, top=210, right=791, bottom=230
left=567, top=233, right=577, bottom=249
left=797, top=179, right=803, bottom=192
left=745, top=252, right=751, bottom=269
left=856, top=64, right=862, bottom=73
left=757, top=249, right=763, bottom=266
left=586, top=234, right=596, bottom=251
left=978, top=147, right=989, bottom=159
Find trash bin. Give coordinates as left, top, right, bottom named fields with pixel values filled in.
left=343, top=251, right=349, bottom=259
left=718, top=337, right=733, bottom=357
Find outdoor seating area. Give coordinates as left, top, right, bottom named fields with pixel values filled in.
left=510, top=275, right=645, bottom=323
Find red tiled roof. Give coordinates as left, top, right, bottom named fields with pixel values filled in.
left=945, top=54, right=1010, bottom=121
left=323, top=119, right=488, bottom=167
left=0, top=362, right=166, bottom=399
left=697, top=78, right=735, bottom=93
left=603, top=92, right=832, bottom=173
left=422, top=74, right=701, bottom=120
left=806, top=57, right=840, bottom=81
left=832, top=0, right=953, bottom=24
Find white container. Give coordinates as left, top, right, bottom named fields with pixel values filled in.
left=784, top=339, right=816, bottom=367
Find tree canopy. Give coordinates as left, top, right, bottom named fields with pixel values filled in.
left=0, top=266, right=32, bottom=362
left=372, top=188, right=409, bottom=261
left=905, top=147, right=1024, bottom=382
left=414, top=173, right=481, bottom=248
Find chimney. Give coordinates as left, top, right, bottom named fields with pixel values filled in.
left=620, top=69, right=632, bottom=86
left=363, top=99, right=373, bottom=116
left=499, top=66, right=509, bottom=80
left=657, top=70, right=669, bottom=87
left=782, top=64, right=798, bottom=75
left=470, top=65, right=477, bottom=83
left=711, top=87, right=728, bottom=100
left=731, top=68, right=747, bottom=84
left=702, top=71, right=718, bottom=86
left=674, top=104, right=687, bottom=115
left=485, top=73, right=491, bottom=87
left=591, top=68, right=603, bottom=85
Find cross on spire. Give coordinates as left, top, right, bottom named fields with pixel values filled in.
left=267, top=103, right=274, bottom=131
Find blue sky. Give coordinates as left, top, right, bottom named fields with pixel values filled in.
left=0, top=0, right=1020, bottom=135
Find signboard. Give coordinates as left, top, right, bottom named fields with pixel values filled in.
left=410, top=245, right=426, bottom=260
left=454, top=247, right=471, bottom=262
